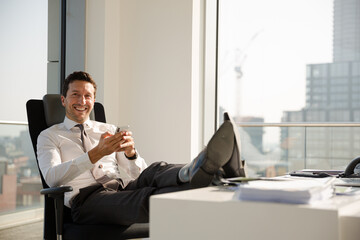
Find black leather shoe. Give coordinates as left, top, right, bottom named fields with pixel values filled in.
left=221, top=112, right=247, bottom=178
left=189, top=121, right=235, bottom=187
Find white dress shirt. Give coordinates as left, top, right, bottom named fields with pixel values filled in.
left=37, top=117, right=147, bottom=207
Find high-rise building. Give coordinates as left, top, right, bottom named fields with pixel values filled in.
left=333, top=0, right=360, bottom=62
left=281, top=0, right=360, bottom=169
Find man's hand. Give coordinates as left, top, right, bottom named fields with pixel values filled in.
left=120, top=131, right=137, bottom=159
left=88, top=131, right=136, bottom=163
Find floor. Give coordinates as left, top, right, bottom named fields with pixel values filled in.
left=0, top=220, right=43, bottom=240
left=0, top=220, right=149, bottom=240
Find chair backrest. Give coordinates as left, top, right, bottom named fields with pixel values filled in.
left=26, top=94, right=106, bottom=240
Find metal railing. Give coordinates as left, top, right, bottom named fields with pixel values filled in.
left=0, top=120, right=28, bottom=126
left=237, top=122, right=360, bottom=127
left=233, top=122, right=360, bottom=177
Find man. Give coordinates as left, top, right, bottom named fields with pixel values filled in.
left=37, top=71, right=241, bottom=226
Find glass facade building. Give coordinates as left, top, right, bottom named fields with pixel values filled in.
left=282, top=0, right=360, bottom=170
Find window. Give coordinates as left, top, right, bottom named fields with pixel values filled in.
left=217, top=0, right=360, bottom=176
left=0, top=0, right=47, bottom=216
left=218, top=0, right=334, bottom=123
left=0, top=0, right=47, bottom=122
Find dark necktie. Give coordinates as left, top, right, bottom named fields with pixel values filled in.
left=75, top=124, right=120, bottom=190
left=76, top=124, right=92, bottom=152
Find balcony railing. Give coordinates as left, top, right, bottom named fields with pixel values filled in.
left=237, top=122, right=360, bottom=177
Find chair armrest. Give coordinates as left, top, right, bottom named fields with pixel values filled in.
left=40, top=186, right=73, bottom=198
left=40, top=186, right=73, bottom=237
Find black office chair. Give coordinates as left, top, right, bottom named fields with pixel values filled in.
left=26, top=94, right=149, bottom=240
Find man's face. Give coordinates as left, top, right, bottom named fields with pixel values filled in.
left=61, top=80, right=95, bottom=123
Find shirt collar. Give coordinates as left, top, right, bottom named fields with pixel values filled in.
left=63, top=116, right=93, bottom=130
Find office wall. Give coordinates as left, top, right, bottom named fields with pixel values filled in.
left=85, top=0, right=204, bottom=164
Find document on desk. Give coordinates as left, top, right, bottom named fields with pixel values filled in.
left=234, top=177, right=335, bottom=204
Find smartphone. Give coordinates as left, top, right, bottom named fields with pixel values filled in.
left=116, top=125, right=130, bottom=133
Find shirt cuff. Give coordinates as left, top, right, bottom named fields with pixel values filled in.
left=124, top=149, right=138, bottom=160
left=134, top=155, right=147, bottom=171
left=75, top=153, right=94, bottom=172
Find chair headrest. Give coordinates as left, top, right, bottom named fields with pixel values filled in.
left=43, top=94, right=95, bottom=127
left=43, top=94, right=65, bottom=127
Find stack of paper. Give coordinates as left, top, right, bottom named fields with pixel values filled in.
left=234, top=177, right=335, bottom=204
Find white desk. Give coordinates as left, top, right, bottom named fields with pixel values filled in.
left=150, top=186, right=360, bottom=240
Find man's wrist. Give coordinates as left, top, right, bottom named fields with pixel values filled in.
left=88, top=146, right=103, bottom=164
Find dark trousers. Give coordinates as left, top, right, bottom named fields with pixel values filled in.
left=71, top=162, right=190, bottom=226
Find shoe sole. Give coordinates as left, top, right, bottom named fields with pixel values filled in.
left=190, top=121, right=234, bottom=188
left=190, top=167, right=214, bottom=188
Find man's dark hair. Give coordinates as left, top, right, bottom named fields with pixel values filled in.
left=62, top=71, right=97, bottom=97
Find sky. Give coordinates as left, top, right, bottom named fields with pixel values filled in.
left=218, top=0, right=333, bottom=123
left=0, top=0, right=48, bottom=125
left=217, top=0, right=333, bottom=146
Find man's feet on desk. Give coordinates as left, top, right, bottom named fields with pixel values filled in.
left=178, top=121, right=235, bottom=188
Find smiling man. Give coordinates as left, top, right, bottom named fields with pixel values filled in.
left=61, top=79, right=94, bottom=123
left=37, top=71, right=241, bottom=226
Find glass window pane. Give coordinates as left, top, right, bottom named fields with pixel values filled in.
left=218, top=0, right=333, bottom=124
left=0, top=124, right=42, bottom=214
left=0, top=0, right=47, bottom=122
left=0, top=0, right=47, bottom=216
left=217, top=0, right=360, bottom=175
